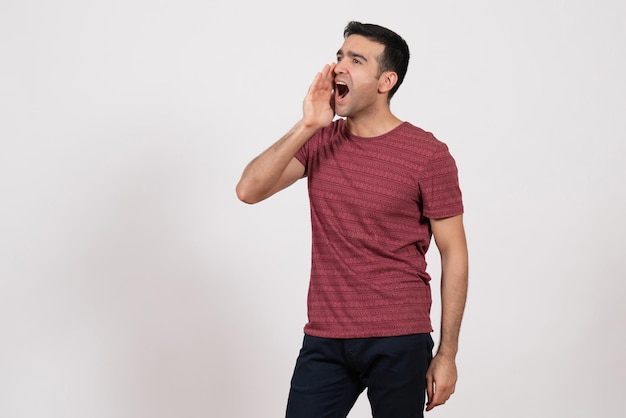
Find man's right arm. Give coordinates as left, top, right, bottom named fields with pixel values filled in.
left=235, top=122, right=313, bottom=204
left=236, top=63, right=336, bottom=205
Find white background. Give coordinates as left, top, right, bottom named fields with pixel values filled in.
left=1, top=1, right=625, bottom=417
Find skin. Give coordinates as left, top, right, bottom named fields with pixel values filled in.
left=236, top=34, right=468, bottom=413
left=426, top=214, right=468, bottom=411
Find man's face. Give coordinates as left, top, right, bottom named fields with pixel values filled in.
left=334, top=35, right=386, bottom=118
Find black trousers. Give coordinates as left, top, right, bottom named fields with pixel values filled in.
left=286, top=333, right=433, bottom=418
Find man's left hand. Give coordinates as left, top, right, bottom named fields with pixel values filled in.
left=425, top=353, right=457, bottom=411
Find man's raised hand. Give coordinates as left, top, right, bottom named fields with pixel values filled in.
left=302, top=63, right=336, bottom=130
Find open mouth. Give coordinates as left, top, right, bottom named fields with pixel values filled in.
left=335, top=82, right=349, bottom=99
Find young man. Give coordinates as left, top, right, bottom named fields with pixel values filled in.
left=236, top=21, right=468, bottom=418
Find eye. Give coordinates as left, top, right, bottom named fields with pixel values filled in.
left=336, top=55, right=343, bottom=62
left=352, top=58, right=361, bottom=64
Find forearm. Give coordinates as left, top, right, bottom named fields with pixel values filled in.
left=437, top=248, right=468, bottom=358
left=236, top=120, right=316, bottom=204
left=237, top=63, right=336, bottom=204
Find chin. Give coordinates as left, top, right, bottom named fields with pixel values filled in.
left=334, top=105, right=349, bottom=118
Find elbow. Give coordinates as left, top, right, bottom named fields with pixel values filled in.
left=235, top=181, right=260, bottom=205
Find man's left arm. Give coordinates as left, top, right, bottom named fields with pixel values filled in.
left=425, top=214, right=468, bottom=412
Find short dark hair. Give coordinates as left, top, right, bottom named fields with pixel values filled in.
left=343, top=21, right=410, bottom=100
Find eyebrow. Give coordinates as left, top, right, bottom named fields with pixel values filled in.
left=336, top=49, right=369, bottom=63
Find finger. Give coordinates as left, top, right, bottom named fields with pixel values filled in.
left=311, top=65, right=334, bottom=92
left=426, top=389, right=444, bottom=411
left=322, top=62, right=336, bottom=74
left=327, top=62, right=336, bottom=78
left=425, top=375, right=434, bottom=410
left=320, top=65, right=335, bottom=90
left=319, top=63, right=330, bottom=78
left=426, top=384, right=454, bottom=411
left=306, top=70, right=323, bottom=94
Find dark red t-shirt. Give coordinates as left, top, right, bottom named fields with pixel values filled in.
left=295, top=119, right=463, bottom=338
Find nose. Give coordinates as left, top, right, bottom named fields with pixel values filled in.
left=334, top=59, right=347, bottom=74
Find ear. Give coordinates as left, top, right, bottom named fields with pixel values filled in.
left=378, top=71, right=398, bottom=94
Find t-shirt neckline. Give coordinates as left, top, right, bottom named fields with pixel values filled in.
left=340, top=119, right=410, bottom=141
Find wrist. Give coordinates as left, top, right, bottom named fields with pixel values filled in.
left=299, top=117, right=325, bottom=131
left=435, top=344, right=458, bottom=360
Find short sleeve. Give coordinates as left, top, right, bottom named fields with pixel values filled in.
left=418, top=143, right=464, bottom=219
left=295, top=140, right=309, bottom=176
left=294, top=123, right=331, bottom=178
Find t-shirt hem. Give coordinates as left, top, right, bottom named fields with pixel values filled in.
left=303, top=325, right=434, bottom=339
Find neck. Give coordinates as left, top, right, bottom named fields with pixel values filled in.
left=345, top=109, right=403, bottom=138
